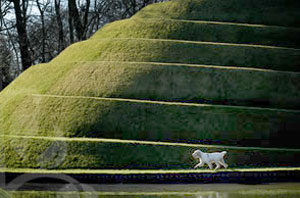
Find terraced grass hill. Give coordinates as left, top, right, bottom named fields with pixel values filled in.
left=1, top=0, right=300, bottom=170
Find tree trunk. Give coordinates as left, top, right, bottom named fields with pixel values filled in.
left=0, top=66, right=3, bottom=91
left=82, top=0, right=90, bottom=40
left=36, top=0, right=46, bottom=63
left=68, top=0, right=74, bottom=43
left=12, top=0, right=32, bottom=71
left=68, top=0, right=84, bottom=41
left=54, top=0, right=64, bottom=51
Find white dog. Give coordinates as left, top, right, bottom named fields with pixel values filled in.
left=192, top=150, right=228, bottom=170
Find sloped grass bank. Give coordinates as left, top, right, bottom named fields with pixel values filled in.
left=93, top=18, right=300, bottom=48
left=52, top=38, right=300, bottom=71
left=47, top=61, right=300, bottom=109
left=1, top=61, right=300, bottom=110
left=1, top=94, right=300, bottom=148
left=1, top=135, right=300, bottom=169
left=135, top=0, right=300, bottom=27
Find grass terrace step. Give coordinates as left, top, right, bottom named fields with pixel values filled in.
left=52, top=38, right=300, bottom=72
left=93, top=18, right=300, bottom=48
left=48, top=61, right=300, bottom=109
left=1, top=135, right=300, bottom=169
left=1, top=94, right=299, bottom=148
left=3, top=61, right=299, bottom=109
left=135, top=0, right=300, bottom=27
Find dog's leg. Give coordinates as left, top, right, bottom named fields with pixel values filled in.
left=194, top=163, right=201, bottom=169
left=219, top=159, right=228, bottom=169
left=194, top=162, right=204, bottom=169
left=214, top=162, right=221, bottom=170
left=194, top=158, right=204, bottom=169
left=207, top=162, right=213, bottom=169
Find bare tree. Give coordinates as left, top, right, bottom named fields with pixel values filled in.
left=10, top=0, right=32, bottom=71
left=0, top=36, right=14, bottom=90
left=54, top=0, right=64, bottom=52
left=0, top=0, right=11, bottom=30
left=68, top=0, right=90, bottom=41
left=36, top=0, right=51, bottom=62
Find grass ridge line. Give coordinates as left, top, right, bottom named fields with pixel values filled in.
left=30, top=93, right=300, bottom=113
left=1, top=167, right=300, bottom=174
left=2, top=134, right=300, bottom=152
left=135, top=17, right=300, bottom=30
left=56, top=60, right=300, bottom=74
left=88, top=37, right=300, bottom=51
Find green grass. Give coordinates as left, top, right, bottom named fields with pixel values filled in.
left=1, top=135, right=300, bottom=169
left=1, top=94, right=300, bottom=148
left=0, top=188, right=9, bottom=198
left=1, top=0, right=300, bottom=171
left=52, top=38, right=300, bottom=71
left=1, top=61, right=299, bottom=109
left=92, top=18, right=300, bottom=48
left=134, top=0, right=300, bottom=27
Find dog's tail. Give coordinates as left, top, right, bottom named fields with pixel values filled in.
left=221, top=151, right=227, bottom=156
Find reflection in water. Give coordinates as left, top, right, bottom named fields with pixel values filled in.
left=4, top=190, right=300, bottom=198
left=195, top=192, right=228, bottom=198
left=2, top=183, right=300, bottom=198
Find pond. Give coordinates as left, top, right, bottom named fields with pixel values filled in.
left=2, top=183, right=300, bottom=198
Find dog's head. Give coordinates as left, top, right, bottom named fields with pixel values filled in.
left=192, top=150, right=201, bottom=159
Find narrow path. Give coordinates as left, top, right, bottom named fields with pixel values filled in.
left=1, top=167, right=300, bottom=174
left=58, top=60, right=300, bottom=74
left=87, top=37, right=300, bottom=51
left=2, top=134, right=300, bottom=152
left=30, top=93, right=300, bottom=113
left=134, top=17, right=300, bottom=30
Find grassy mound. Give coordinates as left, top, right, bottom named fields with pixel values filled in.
left=1, top=0, right=300, bottom=170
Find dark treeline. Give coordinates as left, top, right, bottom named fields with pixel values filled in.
left=0, top=0, right=167, bottom=90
